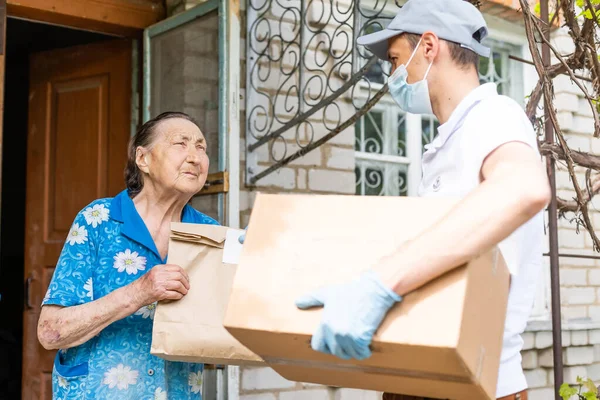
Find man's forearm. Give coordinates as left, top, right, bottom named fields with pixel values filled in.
left=376, top=161, right=549, bottom=296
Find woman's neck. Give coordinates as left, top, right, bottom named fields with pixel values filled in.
left=132, top=185, right=191, bottom=227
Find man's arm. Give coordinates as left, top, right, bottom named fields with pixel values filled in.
left=376, top=141, right=550, bottom=296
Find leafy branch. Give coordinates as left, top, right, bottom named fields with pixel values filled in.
left=518, top=0, right=600, bottom=250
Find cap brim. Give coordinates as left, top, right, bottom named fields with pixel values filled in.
left=356, top=28, right=403, bottom=61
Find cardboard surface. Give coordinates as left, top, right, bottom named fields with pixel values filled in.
left=151, top=222, right=264, bottom=366
left=224, top=194, right=510, bottom=399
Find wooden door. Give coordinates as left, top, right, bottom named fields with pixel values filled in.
left=22, top=39, right=132, bottom=400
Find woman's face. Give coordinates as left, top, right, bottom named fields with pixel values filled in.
left=139, top=118, right=209, bottom=196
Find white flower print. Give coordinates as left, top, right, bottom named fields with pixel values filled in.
left=102, top=364, right=139, bottom=390
left=134, top=302, right=156, bottom=319
left=188, top=371, right=203, bottom=394
left=83, top=278, right=93, bottom=300
left=113, top=249, right=146, bottom=275
left=57, top=376, right=68, bottom=389
left=66, top=223, right=88, bottom=246
left=82, top=204, right=109, bottom=228
left=155, top=387, right=167, bottom=400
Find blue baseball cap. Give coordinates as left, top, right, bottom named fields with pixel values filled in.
left=357, top=0, right=491, bottom=61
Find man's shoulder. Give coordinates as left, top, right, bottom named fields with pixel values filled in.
left=466, top=94, right=534, bottom=138
left=473, top=94, right=529, bottom=121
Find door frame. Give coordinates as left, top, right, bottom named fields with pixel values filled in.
left=6, top=0, right=164, bottom=37
left=142, top=0, right=241, bottom=230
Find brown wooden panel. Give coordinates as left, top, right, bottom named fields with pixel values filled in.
left=7, top=0, right=164, bottom=37
left=46, top=76, right=108, bottom=241
left=39, top=372, right=52, bottom=400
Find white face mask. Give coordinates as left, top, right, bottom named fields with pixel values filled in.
left=387, top=38, right=433, bottom=115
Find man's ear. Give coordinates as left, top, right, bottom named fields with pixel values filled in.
left=421, top=31, right=440, bottom=62
left=136, top=148, right=150, bottom=174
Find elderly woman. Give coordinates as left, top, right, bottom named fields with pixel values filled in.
left=37, top=112, right=217, bottom=399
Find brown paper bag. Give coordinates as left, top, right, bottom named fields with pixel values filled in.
left=151, top=222, right=264, bottom=365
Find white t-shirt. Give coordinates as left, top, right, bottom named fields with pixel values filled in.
left=417, top=83, right=544, bottom=397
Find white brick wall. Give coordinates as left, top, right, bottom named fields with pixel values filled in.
left=528, top=387, right=554, bottom=400
left=241, top=394, right=278, bottom=400
left=572, top=116, right=595, bottom=136
left=333, top=389, right=381, bottom=400
left=279, top=389, right=331, bottom=400
left=562, top=287, right=596, bottom=305
left=589, top=270, right=600, bottom=286
left=297, top=169, right=307, bottom=190
left=242, top=368, right=297, bottom=391
left=565, top=346, right=594, bottom=366
left=535, top=331, right=554, bottom=349
left=589, top=306, right=600, bottom=321
left=559, top=229, right=586, bottom=250
left=566, top=134, right=591, bottom=152
left=325, top=146, right=355, bottom=170
left=308, top=169, right=355, bottom=193
left=522, top=350, right=538, bottom=369
left=524, top=369, right=548, bottom=388
left=561, top=268, right=588, bottom=286
left=590, top=330, right=600, bottom=344
left=538, top=348, right=555, bottom=368
left=564, top=366, right=588, bottom=384
left=554, top=93, right=580, bottom=113
left=255, top=167, right=297, bottom=190
left=571, top=331, right=589, bottom=346
left=270, top=143, right=322, bottom=167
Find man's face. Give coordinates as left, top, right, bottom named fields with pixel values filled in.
left=387, top=34, right=432, bottom=84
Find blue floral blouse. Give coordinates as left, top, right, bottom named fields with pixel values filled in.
left=42, top=189, right=219, bottom=399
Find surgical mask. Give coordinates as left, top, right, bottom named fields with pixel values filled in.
left=388, top=38, right=433, bottom=115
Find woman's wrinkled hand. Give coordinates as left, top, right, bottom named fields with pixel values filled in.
left=131, top=264, right=190, bottom=306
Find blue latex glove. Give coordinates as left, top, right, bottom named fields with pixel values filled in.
left=238, top=226, right=248, bottom=244
left=295, top=270, right=402, bottom=360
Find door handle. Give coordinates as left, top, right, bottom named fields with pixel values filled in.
left=25, top=276, right=34, bottom=309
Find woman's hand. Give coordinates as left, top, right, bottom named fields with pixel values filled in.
left=131, top=264, right=190, bottom=306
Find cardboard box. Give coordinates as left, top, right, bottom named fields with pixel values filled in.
left=224, top=194, right=510, bottom=400
left=151, top=222, right=264, bottom=366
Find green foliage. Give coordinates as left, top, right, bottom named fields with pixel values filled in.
left=559, top=377, right=599, bottom=400
left=576, top=0, right=600, bottom=20
left=560, top=383, right=579, bottom=399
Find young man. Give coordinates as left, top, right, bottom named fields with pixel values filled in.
left=295, top=0, right=550, bottom=399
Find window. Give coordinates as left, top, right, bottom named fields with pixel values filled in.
left=355, top=108, right=409, bottom=196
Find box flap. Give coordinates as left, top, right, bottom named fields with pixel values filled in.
left=170, top=222, right=227, bottom=248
